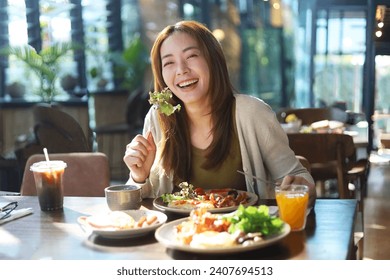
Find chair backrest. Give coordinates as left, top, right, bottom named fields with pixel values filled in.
left=277, top=107, right=348, bottom=126
left=126, top=86, right=150, bottom=130
left=20, top=152, right=110, bottom=197
left=33, top=104, right=91, bottom=153
left=287, top=133, right=355, bottom=198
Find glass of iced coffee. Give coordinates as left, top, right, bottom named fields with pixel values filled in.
left=30, top=161, right=67, bottom=211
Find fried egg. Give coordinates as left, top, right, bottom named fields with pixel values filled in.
left=190, top=231, right=236, bottom=248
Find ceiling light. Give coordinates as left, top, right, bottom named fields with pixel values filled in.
left=212, top=29, right=225, bottom=41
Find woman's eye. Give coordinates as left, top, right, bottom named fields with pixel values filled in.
left=163, top=61, right=173, bottom=67
left=187, top=54, right=198, bottom=59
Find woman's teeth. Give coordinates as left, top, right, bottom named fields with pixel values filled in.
left=178, top=79, right=198, bottom=88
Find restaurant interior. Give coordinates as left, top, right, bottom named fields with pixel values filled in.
left=0, top=0, right=390, bottom=260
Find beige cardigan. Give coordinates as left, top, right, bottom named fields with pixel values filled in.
left=126, top=94, right=314, bottom=199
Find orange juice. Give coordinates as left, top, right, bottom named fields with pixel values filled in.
left=275, top=185, right=309, bottom=231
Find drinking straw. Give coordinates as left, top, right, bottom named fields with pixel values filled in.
left=43, top=148, right=50, bottom=162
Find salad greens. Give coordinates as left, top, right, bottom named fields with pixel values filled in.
left=223, top=205, right=284, bottom=236
left=161, top=182, right=200, bottom=203
left=149, top=87, right=181, bottom=116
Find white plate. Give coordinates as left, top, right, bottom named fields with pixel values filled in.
left=153, top=191, right=258, bottom=214
left=155, top=217, right=290, bottom=254
left=78, top=209, right=167, bottom=239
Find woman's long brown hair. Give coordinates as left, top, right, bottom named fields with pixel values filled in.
left=150, top=20, right=235, bottom=185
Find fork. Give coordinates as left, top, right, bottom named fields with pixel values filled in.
left=237, top=170, right=281, bottom=186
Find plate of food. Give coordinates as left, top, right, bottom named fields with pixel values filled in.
left=155, top=205, right=290, bottom=254
left=78, top=209, right=167, bottom=239
left=153, top=182, right=258, bottom=214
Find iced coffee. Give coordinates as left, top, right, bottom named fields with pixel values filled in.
left=30, top=161, right=67, bottom=211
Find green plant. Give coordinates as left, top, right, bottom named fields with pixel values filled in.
left=111, top=34, right=150, bottom=92
left=3, top=42, right=76, bottom=102
left=87, top=46, right=109, bottom=88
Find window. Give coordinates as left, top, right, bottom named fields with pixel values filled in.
left=313, top=9, right=366, bottom=112
left=373, top=55, right=390, bottom=148
left=0, top=0, right=370, bottom=117
left=1, top=0, right=138, bottom=100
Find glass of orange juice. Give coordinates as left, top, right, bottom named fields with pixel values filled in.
left=275, top=184, right=309, bottom=231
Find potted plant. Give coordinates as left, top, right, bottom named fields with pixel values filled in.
left=3, top=42, right=76, bottom=103
left=86, top=46, right=110, bottom=90
left=111, top=34, right=150, bottom=92
left=6, top=81, right=26, bottom=99
left=89, top=66, right=108, bottom=90
left=60, top=73, right=78, bottom=93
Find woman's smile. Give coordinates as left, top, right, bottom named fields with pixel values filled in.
left=160, top=32, right=210, bottom=107
left=177, top=78, right=198, bottom=88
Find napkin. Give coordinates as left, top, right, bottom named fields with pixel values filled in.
left=0, top=208, right=33, bottom=225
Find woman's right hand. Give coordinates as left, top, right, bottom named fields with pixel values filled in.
left=123, top=131, right=156, bottom=183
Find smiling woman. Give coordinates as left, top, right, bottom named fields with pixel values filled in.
left=123, top=20, right=315, bottom=206
left=159, top=31, right=210, bottom=108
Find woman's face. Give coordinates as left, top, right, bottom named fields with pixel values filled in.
left=160, top=32, right=210, bottom=108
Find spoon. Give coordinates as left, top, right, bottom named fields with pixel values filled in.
left=237, top=170, right=281, bottom=186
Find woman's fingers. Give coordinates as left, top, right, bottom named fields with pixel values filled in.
left=123, top=131, right=157, bottom=183
left=126, top=135, right=151, bottom=157
left=281, top=175, right=294, bottom=185
left=124, top=135, right=149, bottom=167
left=281, top=175, right=316, bottom=208
left=146, top=131, right=156, bottom=151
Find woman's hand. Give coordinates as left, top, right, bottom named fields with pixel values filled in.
left=281, top=175, right=317, bottom=208
left=123, top=131, right=156, bottom=183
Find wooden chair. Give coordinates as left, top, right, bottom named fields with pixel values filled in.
left=287, top=133, right=360, bottom=199
left=277, top=107, right=348, bottom=125
left=289, top=133, right=368, bottom=260
left=14, top=104, right=93, bottom=189
left=33, top=103, right=92, bottom=153
left=20, top=152, right=110, bottom=197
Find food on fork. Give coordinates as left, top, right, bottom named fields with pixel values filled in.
left=149, top=87, right=181, bottom=116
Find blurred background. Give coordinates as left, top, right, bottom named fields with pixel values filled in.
left=1, top=0, right=390, bottom=186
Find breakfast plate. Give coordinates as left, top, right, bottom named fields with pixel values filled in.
left=155, top=217, right=290, bottom=254
left=153, top=190, right=258, bottom=214
left=78, top=209, right=167, bottom=239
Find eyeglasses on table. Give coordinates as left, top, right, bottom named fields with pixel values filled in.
left=0, top=201, right=18, bottom=220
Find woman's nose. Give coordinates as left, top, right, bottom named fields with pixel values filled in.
left=176, top=60, right=189, bottom=75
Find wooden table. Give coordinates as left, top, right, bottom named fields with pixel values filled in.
left=363, top=197, right=390, bottom=259
left=0, top=196, right=357, bottom=260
